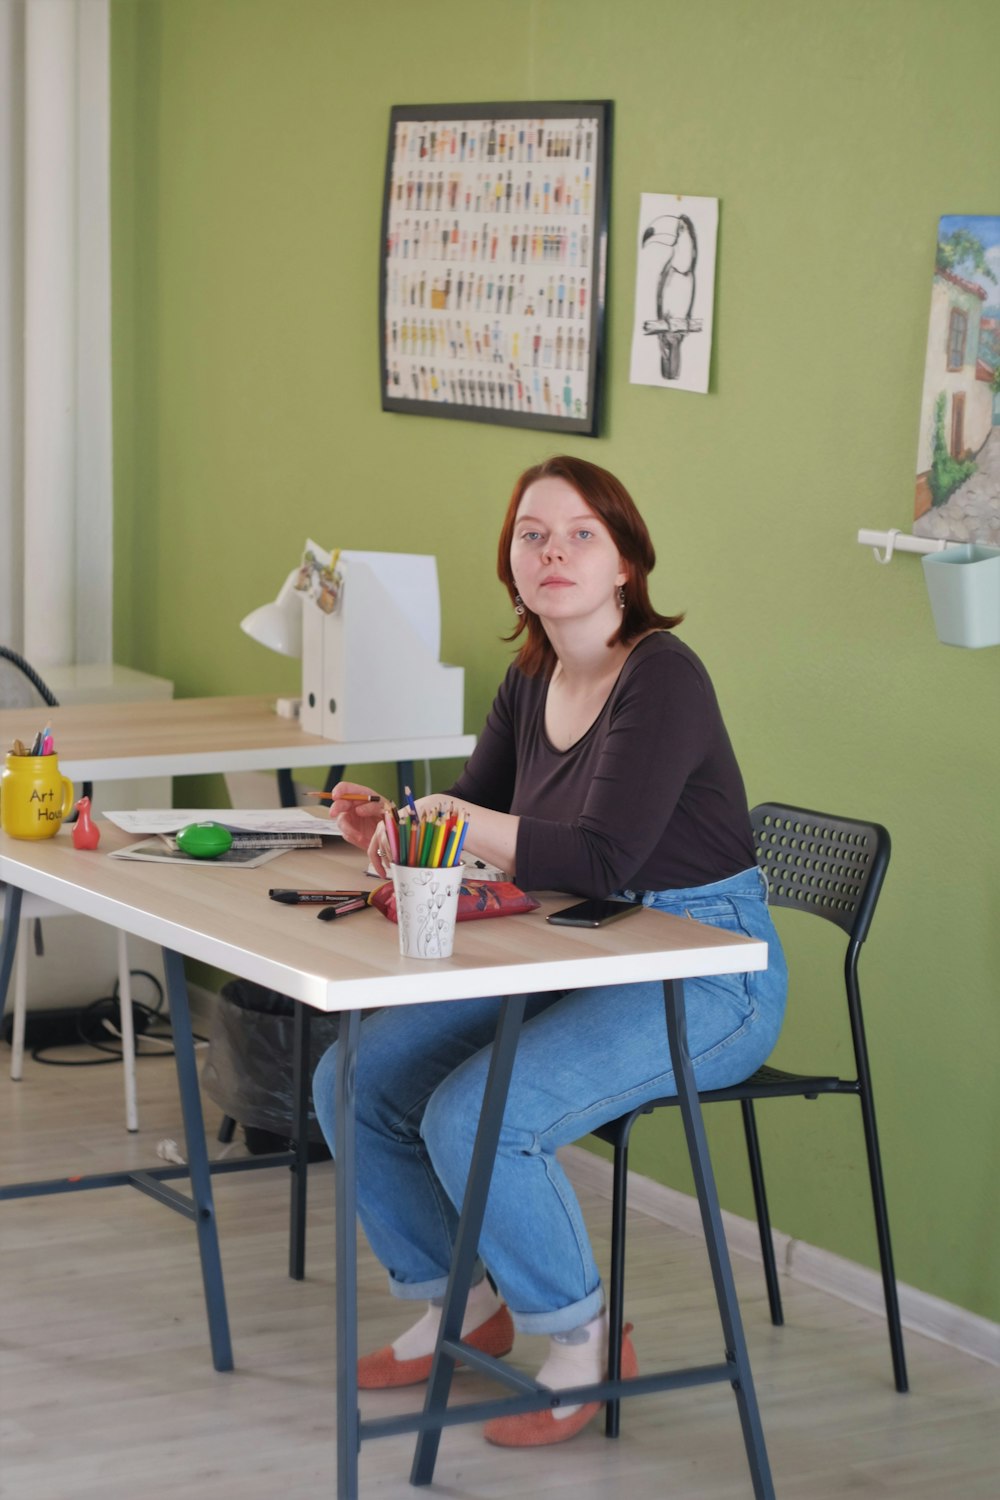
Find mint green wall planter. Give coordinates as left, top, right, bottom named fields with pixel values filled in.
left=922, top=545, right=1000, bottom=649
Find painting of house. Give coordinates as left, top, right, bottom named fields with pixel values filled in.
left=913, top=214, right=1000, bottom=544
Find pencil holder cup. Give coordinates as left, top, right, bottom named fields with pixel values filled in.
left=390, top=863, right=462, bottom=960
left=922, top=544, right=1000, bottom=649
left=1, top=753, right=75, bottom=839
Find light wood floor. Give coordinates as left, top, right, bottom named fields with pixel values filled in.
left=2, top=1044, right=998, bottom=1500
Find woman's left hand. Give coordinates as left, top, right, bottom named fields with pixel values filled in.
left=367, top=819, right=394, bottom=878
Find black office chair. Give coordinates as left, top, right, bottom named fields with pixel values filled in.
left=593, top=802, right=907, bottom=1436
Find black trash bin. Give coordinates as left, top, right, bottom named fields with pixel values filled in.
left=202, top=979, right=340, bottom=1154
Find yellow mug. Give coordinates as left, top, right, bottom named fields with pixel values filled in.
left=1, top=753, right=75, bottom=839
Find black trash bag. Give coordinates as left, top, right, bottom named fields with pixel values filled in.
left=201, top=979, right=340, bottom=1147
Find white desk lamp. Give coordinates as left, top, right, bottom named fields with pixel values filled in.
left=239, top=569, right=304, bottom=659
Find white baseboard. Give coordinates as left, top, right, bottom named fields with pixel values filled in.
left=560, top=1144, right=1000, bottom=1370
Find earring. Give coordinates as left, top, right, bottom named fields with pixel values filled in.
left=617, top=585, right=626, bottom=611
left=514, top=593, right=525, bottom=616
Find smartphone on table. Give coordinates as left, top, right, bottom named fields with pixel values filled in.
left=547, top=898, right=642, bottom=928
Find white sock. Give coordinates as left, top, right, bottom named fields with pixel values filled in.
left=534, top=1310, right=608, bottom=1420
left=390, top=1278, right=502, bottom=1361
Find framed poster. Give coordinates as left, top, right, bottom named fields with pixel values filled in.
left=629, top=192, right=719, bottom=395
left=379, top=101, right=612, bottom=436
left=913, top=214, right=1000, bottom=544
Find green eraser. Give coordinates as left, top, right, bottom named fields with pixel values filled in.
left=175, top=821, right=233, bottom=858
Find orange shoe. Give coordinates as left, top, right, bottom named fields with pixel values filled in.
left=483, top=1323, right=637, bottom=1448
left=357, top=1303, right=515, bottom=1390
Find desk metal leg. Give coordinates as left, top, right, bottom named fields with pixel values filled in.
left=0, top=884, right=23, bottom=1024
left=411, top=993, right=527, bottom=1488
left=663, top=978, right=775, bottom=1500
left=395, top=760, right=415, bottom=805
left=289, top=1000, right=311, bottom=1280
left=278, top=766, right=347, bottom=808
left=335, top=1007, right=362, bottom=1500
left=163, top=948, right=234, bottom=1373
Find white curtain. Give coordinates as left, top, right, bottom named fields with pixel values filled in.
left=0, top=0, right=112, bottom=668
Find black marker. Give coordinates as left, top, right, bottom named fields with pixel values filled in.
left=317, top=899, right=370, bottom=921
left=270, top=889, right=367, bottom=905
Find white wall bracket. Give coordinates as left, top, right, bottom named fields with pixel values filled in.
left=857, top=528, right=959, bottom=565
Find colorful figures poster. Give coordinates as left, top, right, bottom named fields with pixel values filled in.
left=380, top=102, right=611, bottom=435
left=913, top=214, right=1000, bottom=545
left=629, top=193, right=718, bottom=396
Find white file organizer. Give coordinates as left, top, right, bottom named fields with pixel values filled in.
left=299, top=552, right=464, bottom=741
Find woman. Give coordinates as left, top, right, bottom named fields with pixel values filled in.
left=314, top=455, right=787, bottom=1448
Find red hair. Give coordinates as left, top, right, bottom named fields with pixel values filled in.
left=496, top=455, right=683, bottom=676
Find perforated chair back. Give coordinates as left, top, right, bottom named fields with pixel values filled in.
left=752, top=802, right=890, bottom=944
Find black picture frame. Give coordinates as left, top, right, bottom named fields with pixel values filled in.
left=379, top=101, right=612, bottom=436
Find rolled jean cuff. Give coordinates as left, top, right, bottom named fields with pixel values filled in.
left=388, top=1260, right=486, bottom=1302
left=510, top=1283, right=605, bottom=1335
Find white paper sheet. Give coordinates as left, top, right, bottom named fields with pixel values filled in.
left=103, top=809, right=342, bottom=837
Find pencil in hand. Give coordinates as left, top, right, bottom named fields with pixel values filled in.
left=306, top=790, right=383, bottom=803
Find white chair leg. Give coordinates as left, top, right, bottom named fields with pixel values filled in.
left=10, top=921, right=29, bottom=1080
left=116, top=929, right=139, bottom=1132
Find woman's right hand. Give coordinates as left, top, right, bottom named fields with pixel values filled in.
left=327, top=781, right=385, bottom=854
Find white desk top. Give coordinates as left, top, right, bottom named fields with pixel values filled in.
left=0, top=694, right=476, bottom=782
left=0, top=823, right=766, bottom=1013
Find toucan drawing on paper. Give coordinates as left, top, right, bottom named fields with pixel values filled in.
left=641, top=214, right=702, bottom=380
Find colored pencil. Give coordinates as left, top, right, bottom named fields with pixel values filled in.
left=451, top=819, right=470, bottom=865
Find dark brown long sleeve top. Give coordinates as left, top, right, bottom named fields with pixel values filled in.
left=447, top=632, right=757, bottom=899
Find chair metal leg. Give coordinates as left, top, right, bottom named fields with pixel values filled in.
left=604, top=1134, right=631, bottom=1438
left=664, top=979, right=775, bottom=1500
left=217, top=1115, right=237, bottom=1144
left=847, top=962, right=908, bottom=1394
left=740, top=1098, right=783, bottom=1326
left=857, top=1086, right=908, bottom=1392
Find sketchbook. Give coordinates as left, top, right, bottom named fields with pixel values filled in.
left=109, top=837, right=295, bottom=869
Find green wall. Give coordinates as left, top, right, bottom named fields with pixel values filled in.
left=111, top=0, right=1000, bottom=1324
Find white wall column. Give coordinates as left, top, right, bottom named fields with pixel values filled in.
left=23, top=0, right=78, bottom=666
left=7, top=0, right=112, bottom=669
left=73, top=0, right=113, bottom=665
left=0, top=0, right=25, bottom=649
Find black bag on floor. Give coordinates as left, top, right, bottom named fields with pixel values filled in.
left=201, top=979, right=340, bottom=1151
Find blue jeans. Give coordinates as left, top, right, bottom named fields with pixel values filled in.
left=313, top=866, right=787, bottom=1335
